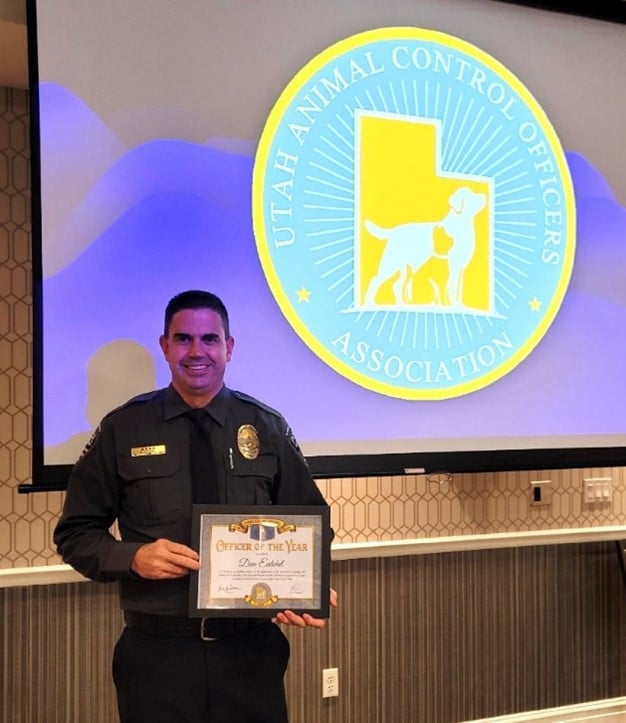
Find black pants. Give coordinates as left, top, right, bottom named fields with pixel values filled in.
left=112, top=621, right=290, bottom=723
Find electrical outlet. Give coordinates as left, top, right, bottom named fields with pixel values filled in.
left=322, top=667, right=339, bottom=698
left=530, top=479, right=552, bottom=506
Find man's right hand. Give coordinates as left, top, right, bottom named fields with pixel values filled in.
left=131, top=538, right=200, bottom=579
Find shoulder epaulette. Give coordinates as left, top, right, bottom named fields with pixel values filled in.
left=77, top=389, right=163, bottom=462
left=102, top=389, right=162, bottom=419
left=126, top=390, right=161, bottom=405
left=231, top=389, right=282, bottom=419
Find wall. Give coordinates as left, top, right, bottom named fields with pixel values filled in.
left=2, top=85, right=626, bottom=722
left=2, top=543, right=626, bottom=723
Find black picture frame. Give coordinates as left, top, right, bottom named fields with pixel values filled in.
left=189, top=505, right=331, bottom=619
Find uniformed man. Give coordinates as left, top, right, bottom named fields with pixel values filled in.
left=54, top=289, right=337, bottom=723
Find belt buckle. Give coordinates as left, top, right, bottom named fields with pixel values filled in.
left=200, top=618, right=218, bottom=641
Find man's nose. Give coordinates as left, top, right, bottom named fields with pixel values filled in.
left=189, top=337, right=204, bottom=355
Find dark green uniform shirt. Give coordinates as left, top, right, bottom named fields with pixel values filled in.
left=54, top=385, right=329, bottom=615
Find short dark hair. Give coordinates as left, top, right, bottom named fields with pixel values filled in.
left=163, top=290, right=230, bottom=338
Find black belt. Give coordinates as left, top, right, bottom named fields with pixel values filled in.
left=124, top=611, right=267, bottom=640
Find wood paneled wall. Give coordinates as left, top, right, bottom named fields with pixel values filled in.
left=2, top=542, right=625, bottom=723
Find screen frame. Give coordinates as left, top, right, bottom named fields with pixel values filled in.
left=491, top=0, right=626, bottom=25
left=21, top=0, right=626, bottom=493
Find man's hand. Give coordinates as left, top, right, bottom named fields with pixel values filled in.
left=273, top=588, right=338, bottom=629
left=131, top=538, right=200, bottom=579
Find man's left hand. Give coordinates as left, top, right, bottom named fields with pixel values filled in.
left=272, top=588, right=338, bottom=629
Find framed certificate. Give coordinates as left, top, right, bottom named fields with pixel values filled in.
left=189, top=505, right=331, bottom=618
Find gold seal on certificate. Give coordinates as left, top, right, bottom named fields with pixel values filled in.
left=245, top=582, right=278, bottom=607
left=189, top=505, right=331, bottom=618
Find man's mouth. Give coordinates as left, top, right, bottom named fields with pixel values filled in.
left=184, top=362, right=209, bottom=373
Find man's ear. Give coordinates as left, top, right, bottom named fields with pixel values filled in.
left=226, top=336, right=235, bottom=361
left=159, top=335, right=168, bottom=356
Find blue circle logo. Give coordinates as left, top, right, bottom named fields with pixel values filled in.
left=253, top=27, right=575, bottom=399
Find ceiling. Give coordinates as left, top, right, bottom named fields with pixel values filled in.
left=0, top=0, right=28, bottom=89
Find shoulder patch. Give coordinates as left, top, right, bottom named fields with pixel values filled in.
left=231, top=389, right=282, bottom=419
left=284, top=424, right=304, bottom=456
left=77, top=424, right=101, bottom=461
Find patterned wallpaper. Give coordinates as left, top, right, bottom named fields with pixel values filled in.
left=319, top=466, right=626, bottom=544
left=1, top=85, right=625, bottom=569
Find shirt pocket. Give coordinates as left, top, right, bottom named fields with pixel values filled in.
left=226, top=453, right=277, bottom=504
left=117, top=453, right=183, bottom=523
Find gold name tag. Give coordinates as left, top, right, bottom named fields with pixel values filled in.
left=131, top=445, right=166, bottom=457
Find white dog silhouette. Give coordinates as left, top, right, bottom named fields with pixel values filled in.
left=364, top=187, right=486, bottom=307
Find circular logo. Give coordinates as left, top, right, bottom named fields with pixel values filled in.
left=253, top=27, right=575, bottom=399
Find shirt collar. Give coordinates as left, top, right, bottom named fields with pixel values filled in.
left=163, top=384, right=231, bottom=427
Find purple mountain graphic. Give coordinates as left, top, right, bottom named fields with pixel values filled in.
left=38, top=99, right=626, bottom=450
left=39, top=83, right=126, bottom=248
left=566, top=153, right=626, bottom=307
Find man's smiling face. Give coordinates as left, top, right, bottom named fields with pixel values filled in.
left=159, top=308, right=234, bottom=407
